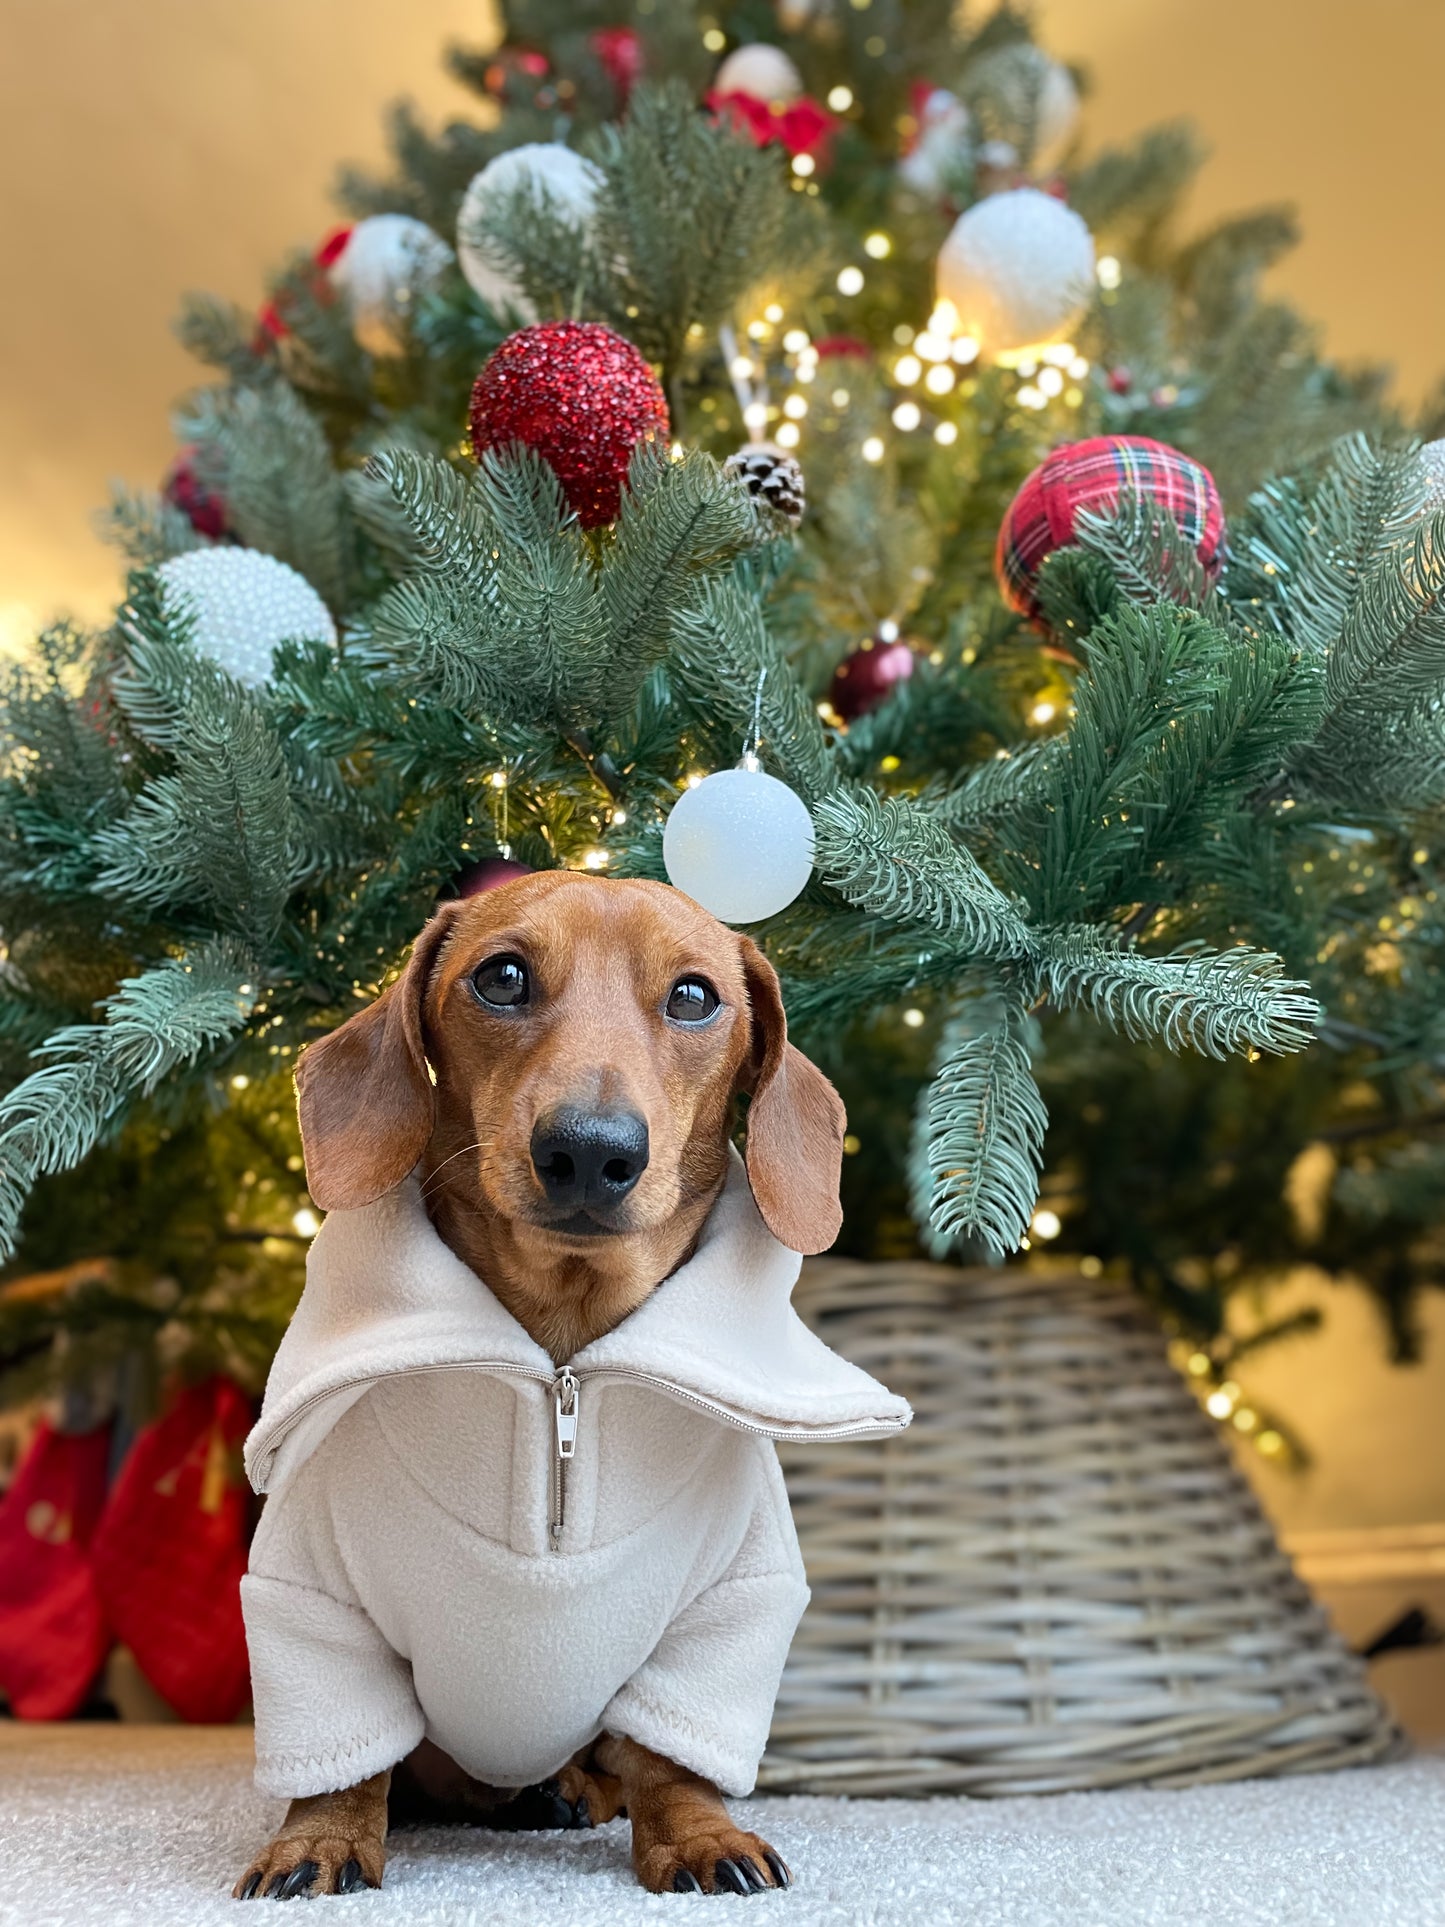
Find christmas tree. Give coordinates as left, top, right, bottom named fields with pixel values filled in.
left=1, top=0, right=1442, bottom=1467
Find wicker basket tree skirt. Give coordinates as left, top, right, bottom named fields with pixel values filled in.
left=762, top=1262, right=1399, bottom=1797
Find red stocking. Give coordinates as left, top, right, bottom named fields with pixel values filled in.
left=92, top=1376, right=253, bottom=1722
left=0, top=1421, right=111, bottom=1718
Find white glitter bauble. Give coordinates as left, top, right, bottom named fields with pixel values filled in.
left=714, top=43, right=803, bottom=105
left=456, top=144, right=603, bottom=319
left=663, top=762, right=814, bottom=925
left=1419, top=438, right=1445, bottom=514
left=899, top=89, right=972, bottom=196
left=328, top=214, right=454, bottom=357
left=937, top=187, right=1094, bottom=358
left=157, top=548, right=337, bottom=689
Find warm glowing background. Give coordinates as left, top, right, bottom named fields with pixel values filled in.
left=1, top=0, right=1442, bottom=1724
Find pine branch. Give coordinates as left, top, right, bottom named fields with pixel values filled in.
left=1043, top=934, right=1321, bottom=1059
left=917, top=998, right=1048, bottom=1260
left=812, top=787, right=1033, bottom=958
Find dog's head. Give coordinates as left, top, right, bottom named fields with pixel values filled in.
left=294, top=872, right=844, bottom=1256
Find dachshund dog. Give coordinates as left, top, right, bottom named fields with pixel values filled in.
left=232, top=871, right=871, bottom=1900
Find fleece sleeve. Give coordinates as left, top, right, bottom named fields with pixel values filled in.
left=601, top=1445, right=810, bottom=1797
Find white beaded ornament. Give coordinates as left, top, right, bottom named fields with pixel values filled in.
left=456, top=144, right=603, bottom=318
left=157, top=549, right=337, bottom=689
left=899, top=89, right=972, bottom=196
left=328, top=214, right=454, bottom=356
left=714, top=43, right=803, bottom=105
left=1419, top=438, right=1445, bottom=514
left=936, top=187, right=1094, bottom=358
left=664, top=755, right=814, bottom=925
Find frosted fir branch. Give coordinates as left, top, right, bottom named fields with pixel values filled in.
left=1043, top=934, right=1321, bottom=1059
left=1324, top=507, right=1445, bottom=718
left=919, top=1002, right=1048, bottom=1260
left=0, top=942, right=257, bottom=1259
left=1286, top=435, right=1424, bottom=664
left=94, top=485, right=209, bottom=569
left=812, top=787, right=1033, bottom=959
left=1073, top=492, right=1221, bottom=614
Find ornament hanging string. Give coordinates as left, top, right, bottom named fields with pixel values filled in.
left=744, top=665, right=767, bottom=768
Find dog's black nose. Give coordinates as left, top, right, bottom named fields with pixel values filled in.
left=530, top=1108, right=650, bottom=1211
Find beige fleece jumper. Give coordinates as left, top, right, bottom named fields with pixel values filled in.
left=241, top=1152, right=911, bottom=1801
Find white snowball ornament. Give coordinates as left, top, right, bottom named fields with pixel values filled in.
left=936, top=187, right=1094, bottom=359
left=156, top=548, right=337, bottom=689
left=663, top=757, right=814, bottom=925
left=456, top=144, right=603, bottom=319
left=714, top=43, right=803, bottom=105
left=327, top=214, right=454, bottom=356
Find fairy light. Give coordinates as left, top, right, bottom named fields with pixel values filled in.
left=951, top=336, right=980, bottom=365
left=1030, top=699, right=1057, bottom=724
left=1017, top=385, right=1046, bottom=410
left=611, top=808, right=627, bottom=826
left=764, top=302, right=784, bottom=323
left=864, top=232, right=892, bottom=259
left=703, top=27, right=726, bottom=51
left=934, top=422, right=958, bottom=446
left=1097, top=255, right=1122, bottom=289
left=783, top=328, right=810, bottom=353
left=775, top=422, right=801, bottom=448
left=894, top=355, right=922, bottom=386
left=729, top=354, right=755, bottom=381
left=743, top=401, right=770, bottom=434
left=792, top=154, right=816, bottom=178
left=929, top=299, right=959, bottom=337
left=684, top=772, right=706, bottom=789
left=230, top=1074, right=250, bottom=1091
left=292, top=1208, right=321, bottom=1239
left=902, top=1007, right=926, bottom=1028
left=831, top=387, right=851, bottom=408
left=795, top=361, right=816, bottom=385
left=1037, top=367, right=1065, bottom=398
left=878, top=619, right=900, bottom=641
left=1030, top=1208, right=1062, bottom=1240
left=915, top=331, right=949, bottom=363
left=892, top=401, right=921, bottom=430
left=925, top=364, right=955, bottom=395
left=783, top=394, right=808, bottom=419
left=580, top=847, right=610, bottom=871
left=893, top=323, right=915, bottom=346
left=488, top=770, right=508, bottom=789
left=828, top=84, right=854, bottom=111
left=1068, top=355, right=1090, bottom=380
left=862, top=436, right=885, bottom=463
left=837, top=266, right=865, bottom=296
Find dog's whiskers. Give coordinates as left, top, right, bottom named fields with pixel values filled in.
left=420, top=1140, right=486, bottom=1200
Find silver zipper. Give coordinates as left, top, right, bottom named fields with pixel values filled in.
left=550, top=1367, right=580, bottom=1549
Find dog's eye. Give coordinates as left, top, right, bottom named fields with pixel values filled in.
left=666, top=978, right=720, bottom=1024
left=472, top=955, right=529, bottom=1009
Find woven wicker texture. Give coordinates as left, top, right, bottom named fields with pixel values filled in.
left=762, top=1260, right=1400, bottom=1797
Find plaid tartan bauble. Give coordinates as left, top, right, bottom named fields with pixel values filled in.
left=995, top=435, right=1224, bottom=621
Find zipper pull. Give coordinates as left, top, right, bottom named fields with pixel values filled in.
left=554, top=1368, right=579, bottom=1460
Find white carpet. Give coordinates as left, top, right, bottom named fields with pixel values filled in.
left=0, top=1726, right=1441, bottom=1927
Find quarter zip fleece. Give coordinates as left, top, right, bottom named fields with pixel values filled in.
left=241, top=1151, right=910, bottom=1801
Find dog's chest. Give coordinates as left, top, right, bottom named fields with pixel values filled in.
left=362, top=1370, right=742, bottom=1557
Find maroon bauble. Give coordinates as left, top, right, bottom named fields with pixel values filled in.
left=828, top=636, right=916, bottom=721
left=453, top=856, right=534, bottom=898
left=163, top=446, right=229, bottom=540
left=467, top=322, right=670, bottom=528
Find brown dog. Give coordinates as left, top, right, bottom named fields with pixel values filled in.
left=234, top=872, right=847, bottom=1899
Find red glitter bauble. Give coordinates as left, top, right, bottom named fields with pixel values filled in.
left=162, top=446, right=229, bottom=541
left=468, top=322, right=670, bottom=529
left=828, top=637, right=916, bottom=721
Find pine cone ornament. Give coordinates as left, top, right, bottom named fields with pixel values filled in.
left=724, top=442, right=806, bottom=528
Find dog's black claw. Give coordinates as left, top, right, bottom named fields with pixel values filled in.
left=762, top=1851, right=792, bottom=1890
left=237, top=1872, right=262, bottom=1900
left=734, top=1857, right=767, bottom=1893
left=334, top=1859, right=366, bottom=1895
left=574, top=1794, right=591, bottom=1830
left=268, top=1861, right=319, bottom=1900
left=673, top=1869, right=704, bottom=1892
left=714, top=1859, right=750, bottom=1895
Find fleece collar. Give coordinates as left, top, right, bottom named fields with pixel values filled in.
left=245, top=1151, right=910, bottom=1494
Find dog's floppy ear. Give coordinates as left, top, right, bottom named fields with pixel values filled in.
left=737, top=936, right=845, bottom=1255
left=295, top=905, right=460, bottom=1212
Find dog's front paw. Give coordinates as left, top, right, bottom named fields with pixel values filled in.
left=634, top=1822, right=792, bottom=1896
left=234, top=1777, right=389, bottom=1899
